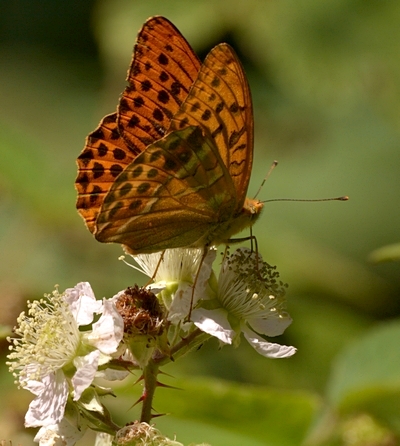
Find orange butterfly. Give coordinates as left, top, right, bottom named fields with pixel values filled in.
left=76, top=16, right=263, bottom=254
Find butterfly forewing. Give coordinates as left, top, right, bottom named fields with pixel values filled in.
left=76, top=16, right=201, bottom=234
left=76, top=113, right=139, bottom=232
left=118, top=16, right=201, bottom=152
left=170, top=43, right=254, bottom=209
left=95, top=126, right=237, bottom=253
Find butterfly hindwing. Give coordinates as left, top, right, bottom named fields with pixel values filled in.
left=95, top=126, right=238, bottom=252
left=170, top=43, right=254, bottom=210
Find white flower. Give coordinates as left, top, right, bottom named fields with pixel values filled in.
left=86, top=298, right=124, bottom=354
left=131, top=248, right=216, bottom=323
left=24, top=370, right=69, bottom=427
left=95, top=432, right=114, bottom=446
left=7, top=282, right=123, bottom=428
left=34, top=416, right=88, bottom=446
left=192, top=248, right=296, bottom=359
left=64, top=282, right=102, bottom=325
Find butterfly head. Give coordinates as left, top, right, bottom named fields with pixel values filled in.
left=213, top=198, right=263, bottom=245
left=244, top=198, right=264, bottom=219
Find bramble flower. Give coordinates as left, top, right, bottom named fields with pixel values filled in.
left=33, top=415, right=88, bottom=446
left=111, top=421, right=211, bottom=446
left=95, top=432, right=114, bottom=446
left=7, top=282, right=124, bottom=429
left=192, top=248, right=296, bottom=358
left=129, top=248, right=216, bottom=324
left=113, top=285, right=166, bottom=368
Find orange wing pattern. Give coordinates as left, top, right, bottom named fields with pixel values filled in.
left=76, top=113, right=138, bottom=232
left=170, top=43, right=253, bottom=210
left=118, top=16, right=201, bottom=152
left=76, top=16, right=262, bottom=254
left=76, top=16, right=201, bottom=232
left=95, top=126, right=238, bottom=253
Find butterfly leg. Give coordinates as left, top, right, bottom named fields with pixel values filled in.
left=221, top=244, right=230, bottom=264
left=225, top=234, right=258, bottom=253
left=186, top=245, right=210, bottom=321
left=226, top=232, right=262, bottom=276
left=144, top=250, right=166, bottom=287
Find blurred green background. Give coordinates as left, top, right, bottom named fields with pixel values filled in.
left=1, top=0, right=400, bottom=444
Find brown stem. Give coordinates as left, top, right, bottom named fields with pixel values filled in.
left=140, top=359, right=159, bottom=423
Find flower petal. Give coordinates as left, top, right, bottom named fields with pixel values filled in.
left=243, top=329, right=296, bottom=358
left=248, top=313, right=292, bottom=337
left=98, top=368, right=130, bottom=381
left=64, top=282, right=102, bottom=326
left=167, top=249, right=216, bottom=323
left=34, top=417, right=87, bottom=446
left=72, top=350, right=100, bottom=401
left=25, top=370, right=68, bottom=427
left=146, top=281, right=167, bottom=294
left=192, top=308, right=234, bottom=344
left=95, top=432, right=114, bottom=446
left=194, top=248, right=217, bottom=288
left=167, top=282, right=193, bottom=324
left=88, top=298, right=124, bottom=354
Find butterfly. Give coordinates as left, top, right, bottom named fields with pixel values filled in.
left=75, top=16, right=263, bottom=254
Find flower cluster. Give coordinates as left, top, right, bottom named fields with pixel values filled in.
left=7, top=247, right=295, bottom=445
left=7, top=282, right=124, bottom=444
left=132, top=247, right=296, bottom=359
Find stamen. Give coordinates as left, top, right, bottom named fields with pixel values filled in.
left=7, top=289, right=81, bottom=387
left=217, top=248, right=289, bottom=320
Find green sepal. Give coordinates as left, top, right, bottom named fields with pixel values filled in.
left=77, top=386, right=120, bottom=435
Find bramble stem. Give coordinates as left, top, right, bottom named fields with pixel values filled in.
left=140, top=328, right=210, bottom=421
left=140, top=359, right=159, bottom=423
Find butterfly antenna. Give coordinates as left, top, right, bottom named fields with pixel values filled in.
left=253, top=160, right=278, bottom=199
left=262, top=196, right=349, bottom=204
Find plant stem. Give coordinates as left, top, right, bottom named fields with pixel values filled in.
left=140, top=329, right=210, bottom=421
left=140, top=359, right=159, bottom=423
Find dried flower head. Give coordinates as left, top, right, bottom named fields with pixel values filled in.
left=114, top=286, right=164, bottom=337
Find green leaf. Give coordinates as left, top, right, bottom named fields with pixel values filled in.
left=369, top=243, right=400, bottom=263
left=111, top=376, right=318, bottom=446
left=327, top=320, right=400, bottom=433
